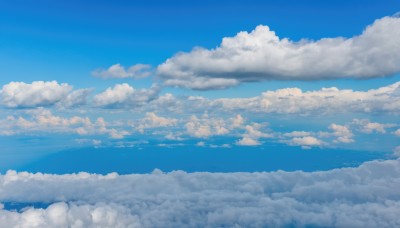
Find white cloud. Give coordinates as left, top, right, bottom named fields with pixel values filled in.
left=1, top=159, right=400, bottom=227
left=185, top=114, right=230, bottom=138
left=93, top=84, right=159, bottom=108
left=211, top=82, right=400, bottom=115
left=352, top=119, right=396, bottom=134
left=0, top=81, right=73, bottom=108
left=290, top=136, right=322, bottom=149
left=236, top=123, right=272, bottom=146
left=157, top=15, right=400, bottom=89
left=92, top=63, right=152, bottom=79
left=57, top=89, right=92, bottom=108
left=395, top=129, right=400, bottom=137
left=136, top=112, right=178, bottom=134
left=236, top=136, right=260, bottom=146
left=328, top=124, right=354, bottom=143
left=0, top=109, right=129, bottom=139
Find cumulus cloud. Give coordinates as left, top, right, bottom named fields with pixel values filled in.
left=57, top=89, right=92, bottom=108
left=185, top=114, right=230, bottom=138
left=0, top=109, right=129, bottom=139
left=93, top=84, right=159, bottom=108
left=92, top=63, right=152, bottom=79
left=0, top=81, right=74, bottom=108
left=328, top=123, right=354, bottom=143
left=136, top=112, right=178, bottom=134
left=236, top=123, right=272, bottom=146
left=352, top=118, right=397, bottom=134
left=1, top=159, right=400, bottom=227
left=208, top=81, right=400, bottom=115
left=157, top=15, right=400, bottom=89
left=290, top=136, right=322, bottom=149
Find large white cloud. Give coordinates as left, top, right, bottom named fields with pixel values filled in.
left=1, top=159, right=400, bottom=227
left=0, top=81, right=73, bottom=108
left=157, top=15, right=400, bottom=89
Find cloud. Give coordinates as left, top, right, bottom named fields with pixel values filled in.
left=0, top=81, right=73, bottom=108
left=57, top=89, right=92, bottom=108
left=328, top=124, right=354, bottom=143
left=0, top=109, right=129, bottom=139
left=93, top=83, right=159, bottom=108
left=1, top=159, right=400, bottom=227
left=92, top=63, right=152, bottom=79
left=395, top=129, right=400, bottom=137
left=290, top=136, right=322, bottom=149
left=185, top=114, right=230, bottom=138
left=210, top=82, right=400, bottom=115
left=157, top=15, right=400, bottom=89
left=236, top=123, right=272, bottom=146
left=136, top=112, right=178, bottom=134
left=352, top=119, right=396, bottom=134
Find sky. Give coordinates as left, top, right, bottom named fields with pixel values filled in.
left=0, top=1, right=400, bottom=226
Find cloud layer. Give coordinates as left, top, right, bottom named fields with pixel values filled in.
left=157, top=15, right=400, bottom=89
left=1, top=159, right=400, bottom=227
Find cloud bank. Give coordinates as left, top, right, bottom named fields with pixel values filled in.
left=157, top=15, right=400, bottom=89
left=1, top=159, right=400, bottom=227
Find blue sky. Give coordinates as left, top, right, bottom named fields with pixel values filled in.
left=1, top=1, right=400, bottom=226
left=0, top=0, right=400, bottom=172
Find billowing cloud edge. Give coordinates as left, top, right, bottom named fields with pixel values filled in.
left=157, top=14, right=400, bottom=89
left=1, top=158, right=400, bottom=227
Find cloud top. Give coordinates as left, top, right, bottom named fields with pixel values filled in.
left=157, top=15, right=400, bottom=89
left=1, top=159, right=400, bottom=227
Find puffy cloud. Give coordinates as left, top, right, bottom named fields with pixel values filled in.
left=92, top=63, right=152, bottom=79
left=136, top=112, right=178, bottom=134
left=230, top=114, right=244, bottom=128
left=57, top=89, right=92, bottom=108
left=185, top=114, right=230, bottom=138
left=236, top=123, right=272, bottom=146
left=0, top=109, right=129, bottom=139
left=93, top=84, right=159, bottom=108
left=211, top=82, right=400, bottom=115
left=328, top=124, right=354, bottom=143
left=157, top=15, right=400, bottom=89
left=352, top=119, right=396, bottom=134
left=0, top=202, right=139, bottom=227
left=290, top=136, right=322, bottom=149
left=236, top=136, right=261, bottom=146
left=1, top=159, right=400, bottom=227
left=395, top=129, right=400, bottom=137
left=0, top=81, right=72, bottom=108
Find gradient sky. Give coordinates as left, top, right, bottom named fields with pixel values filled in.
left=1, top=1, right=400, bottom=227
left=0, top=0, right=400, bottom=172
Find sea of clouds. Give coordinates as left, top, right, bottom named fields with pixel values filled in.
left=0, top=158, right=400, bottom=227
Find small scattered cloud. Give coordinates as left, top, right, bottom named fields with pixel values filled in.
left=92, top=63, right=152, bottom=79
